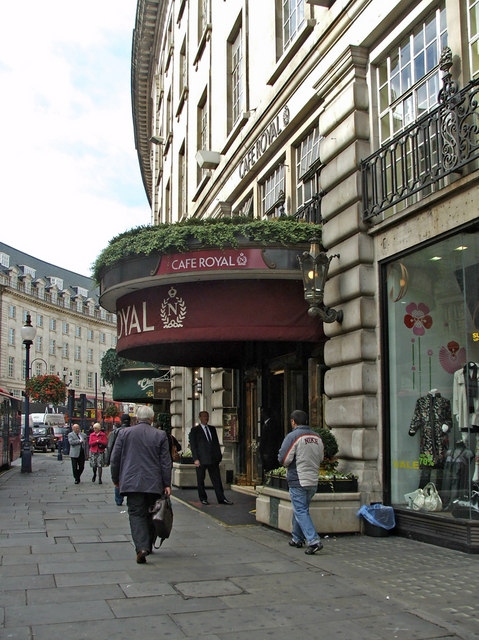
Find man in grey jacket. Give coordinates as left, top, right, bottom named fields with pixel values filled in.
left=110, top=405, right=171, bottom=564
left=278, top=409, right=324, bottom=555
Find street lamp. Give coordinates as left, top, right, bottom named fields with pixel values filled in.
left=21, top=313, right=36, bottom=473
left=298, top=237, right=343, bottom=323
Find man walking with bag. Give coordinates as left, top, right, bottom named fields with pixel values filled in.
left=278, top=409, right=324, bottom=555
left=110, top=405, right=171, bottom=564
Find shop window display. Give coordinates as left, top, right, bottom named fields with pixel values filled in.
left=385, top=230, right=479, bottom=520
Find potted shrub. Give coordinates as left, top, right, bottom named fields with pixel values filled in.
left=179, top=447, right=194, bottom=464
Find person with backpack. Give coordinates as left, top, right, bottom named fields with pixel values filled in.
left=104, top=413, right=130, bottom=505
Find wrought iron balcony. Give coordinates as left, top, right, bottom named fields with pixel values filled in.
left=294, top=192, right=322, bottom=224
left=361, top=48, right=479, bottom=222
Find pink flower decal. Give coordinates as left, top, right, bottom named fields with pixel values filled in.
left=404, top=302, right=433, bottom=336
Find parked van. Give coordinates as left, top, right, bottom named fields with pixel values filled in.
left=27, top=413, right=66, bottom=428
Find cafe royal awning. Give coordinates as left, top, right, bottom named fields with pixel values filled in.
left=99, top=246, right=324, bottom=368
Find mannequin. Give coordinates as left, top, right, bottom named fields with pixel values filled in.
left=453, top=362, right=479, bottom=434
left=442, top=440, right=475, bottom=509
left=409, top=390, right=452, bottom=488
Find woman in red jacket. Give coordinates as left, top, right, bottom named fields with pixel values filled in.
left=89, top=422, right=108, bottom=484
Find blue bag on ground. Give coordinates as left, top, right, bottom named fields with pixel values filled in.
left=356, top=503, right=396, bottom=530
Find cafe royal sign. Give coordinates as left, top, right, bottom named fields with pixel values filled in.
left=115, top=246, right=322, bottom=367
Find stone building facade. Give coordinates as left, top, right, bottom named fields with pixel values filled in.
left=0, top=242, right=117, bottom=416
left=103, top=0, right=479, bottom=549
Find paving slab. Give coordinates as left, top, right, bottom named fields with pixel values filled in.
left=1, top=455, right=478, bottom=640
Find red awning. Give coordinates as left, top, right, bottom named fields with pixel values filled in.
left=116, top=279, right=323, bottom=367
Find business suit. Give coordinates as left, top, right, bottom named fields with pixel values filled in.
left=189, top=415, right=227, bottom=503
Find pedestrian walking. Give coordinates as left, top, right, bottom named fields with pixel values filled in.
left=104, top=413, right=130, bottom=505
left=278, top=409, right=324, bottom=554
left=189, top=410, right=233, bottom=505
left=67, top=423, right=88, bottom=484
left=88, top=422, right=108, bottom=484
left=110, top=405, right=172, bottom=564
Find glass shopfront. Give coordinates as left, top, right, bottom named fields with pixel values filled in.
left=385, top=227, right=479, bottom=521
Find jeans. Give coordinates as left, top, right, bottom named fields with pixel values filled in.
left=289, top=485, right=320, bottom=546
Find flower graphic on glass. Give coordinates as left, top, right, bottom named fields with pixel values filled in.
left=403, top=302, right=433, bottom=335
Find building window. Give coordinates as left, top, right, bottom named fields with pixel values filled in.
left=50, top=318, right=56, bottom=331
left=261, top=164, right=285, bottom=217
left=75, top=346, right=81, bottom=361
left=199, top=0, right=209, bottom=39
left=36, top=336, right=42, bottom=353
left=197, top=90, right=209, bottom=183
left=50, top=276, right=63, bottom=289
left=229, top=26, right=244, bottom=130
left=8, top=328, right=15, bottom=345
left=468, top=0, right=479, bottom=78
left=385, top=227, right=479, bottom=521
left=63, top=322, right=69, bottom=335
left=100, top=332, right=105, bottom=343
left=165, top=180, right=171, bottom=223
left=8, top=305, right=15, bottom=319
left=88, top=329, right=93, bottom=340
left=178, top=143, right=187, bottom=218
left=75, top=326, right=81, bottom=338
left=8, top=357, right=14, bottom=378
left=180, top=38, right=187, bottom=95
left=75, top=370, right=80, bottom=387
left=63, top=343, right=69, bottom=358
left=49, top=365, right=55, bottom=376
left=166, top=89, right=173, bottom=139
left=0, top=252, right=10, bottom=268
left=87, top=348, right=93, bottom=364
left=49, top=339, right=56, bottom=355
left=282, top=0, right=304, bottom=54
left=34, top=362, right=43, bottom=376
left=233, top=192, right=254, bottom=217
left=296, top=125, right=322, bottom=208
left=37, top=314, right=43, bottom=328
left=87, top=372, right=93, bottom=389
left=377, top=5, right=447, bottom=144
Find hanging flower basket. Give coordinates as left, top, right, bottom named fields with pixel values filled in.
left=25, top=375, right=67, bottom=405
left=104, top=404, right=120, bottom=419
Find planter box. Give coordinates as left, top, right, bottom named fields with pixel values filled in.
left=256, top=485, right=361, bottom=534
left=267, top=476, right=358, bottom=493
left=172, top=461, right=227, bottom=489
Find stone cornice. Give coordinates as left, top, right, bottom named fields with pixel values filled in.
left=131, top=0, right=167, bottom=205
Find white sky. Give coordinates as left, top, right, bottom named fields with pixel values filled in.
left=0, top=1, right=150, bottom=277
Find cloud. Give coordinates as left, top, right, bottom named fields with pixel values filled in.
left=0, top=0, right=149, bottom=277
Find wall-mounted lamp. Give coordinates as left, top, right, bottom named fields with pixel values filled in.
left=150, top=135, right=164, bottom=145
left=298, top=237, right=343, bottom=323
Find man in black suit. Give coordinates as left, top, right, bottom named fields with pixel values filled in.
left=189, top=411, right=233, bottom=505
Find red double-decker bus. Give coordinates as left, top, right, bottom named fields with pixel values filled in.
left=0, top=388, right=22, bottom=467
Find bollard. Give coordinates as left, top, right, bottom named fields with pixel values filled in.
left=57, top=440, right=63, bottom=461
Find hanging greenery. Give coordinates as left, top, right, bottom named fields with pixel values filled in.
left=93, top=216, right=321, bottom=282
left=25, top=375, right=67, bottom=405
left=101, top=349, right=167, bottom=385
left=101, top=349, right=129, bottom=385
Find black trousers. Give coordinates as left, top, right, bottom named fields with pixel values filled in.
left=196, top=463, right=225, bottom=503
left=71, top=449, right=85, bottom=482
left=126, top=493, right=161, bottom=553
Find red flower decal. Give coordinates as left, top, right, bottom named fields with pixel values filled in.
left=404, top=302, right=433, bottom=336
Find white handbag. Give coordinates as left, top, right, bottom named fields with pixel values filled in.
left=409, top=482, right=442, bottom=512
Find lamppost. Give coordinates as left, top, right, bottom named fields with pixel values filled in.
left=21, top=314, right=36, bottom=473
left=101, top=391, right=105, bottom=429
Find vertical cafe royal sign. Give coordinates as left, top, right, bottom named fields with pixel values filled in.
left=238, top=105, right=290, bottom=179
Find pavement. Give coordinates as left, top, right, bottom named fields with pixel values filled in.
left=1, top=455, right=478, bottom=640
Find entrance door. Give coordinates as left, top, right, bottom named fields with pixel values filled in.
left=245, top=380, right=260, bottom=485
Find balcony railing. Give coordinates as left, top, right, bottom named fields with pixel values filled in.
left=294, top=193, right=322, bottom=224
left=361, top=48, right=479, bottom=222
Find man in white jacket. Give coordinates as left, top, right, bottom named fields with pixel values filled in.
left=278, top=409, right=324, bottom=555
